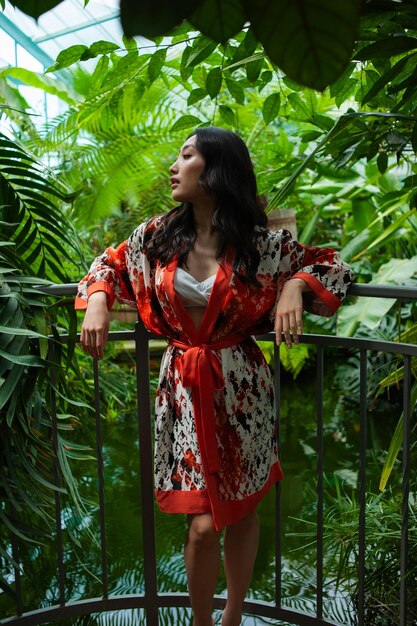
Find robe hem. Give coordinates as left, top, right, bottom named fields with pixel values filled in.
left=291, top=272, right=340, bottom=314
left=74, top=281, right=116, bottom=310
left=155, top=460, right=283, bottom=530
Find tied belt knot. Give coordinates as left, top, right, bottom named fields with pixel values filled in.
left=170, top=334, right=245, bottom=475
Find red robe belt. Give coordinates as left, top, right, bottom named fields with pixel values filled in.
left=170, top=334, right=246, bottom=475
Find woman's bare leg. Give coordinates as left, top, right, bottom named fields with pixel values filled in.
left=185, top=513, right=221, bottom=626
left=221, top=510, right=260, bottom=626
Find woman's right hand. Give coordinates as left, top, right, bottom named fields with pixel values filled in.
left=80, top=292, right=110, bottom=360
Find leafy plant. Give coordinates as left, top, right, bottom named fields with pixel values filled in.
left=0, top=132, right=93, bottom=596
left=289, top=473, right=417, bottom=626
left=6, top=0, right=361, bottom=91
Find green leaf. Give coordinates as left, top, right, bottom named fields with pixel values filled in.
left=287, top=92, right=311, bottom=121
left=148, top=49, right=167, bottom=83
left=187, top=37, right=218, bottom=67
left=361, top=55, right=411, bottom=105
left=120, top=0, right=202, bottom=38
left=180, top=46, right=194, bottom=81
left=279, top=342, right=312, bottom=379
left=337, top=256, right=417, bottom=336
left=46, top=45, right=88, bottom=73
left=7, top=0, right=62, bottom=19
left=329, top=62, right=355, bottom=98
left=353, top=209, right=416, bottom=259
left=411, top=123, right=417, bottom=154
left=189, top=0, right=246, bottom=44
left=377, top=152, right=388, bottom=174
left=100, top=52, right=147, bottom=91
left=225, top=77, right=245, bottom=104
left=337, top=296, right=397, bottom=336
left=171, top=115, right=203, bottom=132
left=219, top=105, right=236, bottom=126
left=187, top=88, right=207, bottom=106
left=231, top=27, right=258, bottom=64
left=0, top=326, right=46, bottom=338
left=206, top=67, right=222, bottom=99
left=0, top=365, right=24, bottom=410
left=379, top=381, right=417, bottom=491
left=122, top=34, right=138, bottom=51
left=0, top=347, right=44, bottom=367
left=355, top=36, right=417, bottom=61
left=244, top=0, right=359, bottom=91
left=89, top=41, right=120, bottom=56
left=0, top=68, right=77, bottom=105
left=262, top=93, right=280, bottom=124
left=246, top=57, right=264, bottom=83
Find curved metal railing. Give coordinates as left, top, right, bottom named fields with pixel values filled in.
left=1, top=283, right=416, bottom=626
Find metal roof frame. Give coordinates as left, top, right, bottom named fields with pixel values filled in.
left=0, top=12, right=55, bottom=68
left=33, top=11, right=120, bottom=43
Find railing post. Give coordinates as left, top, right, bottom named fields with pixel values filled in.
left=400, top=355, right=411, bottom=626
left=316, top=345, right=324, bottom=620
left=274, top=343, right=282, bottom=609
left=10, top=503, right=22, bottom=617
left=93, top=358, right=109, bottom=598
left=49, top=338, right=65, bottom=607
left=135, top=321, right=159, bottom=626
left=358, top=349, right=367, bottom=626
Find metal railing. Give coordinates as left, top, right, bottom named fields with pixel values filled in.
left=1, top=283, right=416, bottom=626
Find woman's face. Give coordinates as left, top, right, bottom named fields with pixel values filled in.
left=169, top=135, right=207, bottom=203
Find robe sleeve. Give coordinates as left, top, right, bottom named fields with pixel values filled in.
left=74, top=222, right=148, bottom=310
left=274, top=229, right=355, bottom=317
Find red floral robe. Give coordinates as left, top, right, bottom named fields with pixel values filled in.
left=75, top=216, right=354, bottom=531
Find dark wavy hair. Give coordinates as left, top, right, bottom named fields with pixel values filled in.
left=146, top=126, right=268, bottom=285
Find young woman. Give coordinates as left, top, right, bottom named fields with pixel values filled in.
left=76, top=127, right=354, bottom=626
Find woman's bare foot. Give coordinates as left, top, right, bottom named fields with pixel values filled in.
left=221, top=607, right=242, bottom=626
left=192, top=618, right=215, bottom=626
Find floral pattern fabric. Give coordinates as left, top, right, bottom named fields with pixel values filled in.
left=75, top=217, right=355, bottom=530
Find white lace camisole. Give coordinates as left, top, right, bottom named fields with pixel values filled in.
left=174, top=267, right=216, bottom=307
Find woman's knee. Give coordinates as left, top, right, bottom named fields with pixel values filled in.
left=186, top=513, right=220, bottom=548
left=227, top=510, right=259, bottom=534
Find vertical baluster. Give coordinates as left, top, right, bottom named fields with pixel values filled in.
left=10, top=504, right=22, bottom=616
left=274, top=343, right=282, bottom=609
left=400, top=355, right=411, bottom=626
left=135, top=322, right=158, bottom=626
left=358, top=349, right=367, bottom=626
left=93, top=358, right=108, bottom=598
left=316, top=345, right=324, bottom=620
left=49, top=339, right=65, bottom=605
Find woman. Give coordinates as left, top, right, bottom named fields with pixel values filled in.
left=76, top=127, right=354, bottom=626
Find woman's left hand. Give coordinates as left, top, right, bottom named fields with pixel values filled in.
left=274, top=279, right=307, bottom=348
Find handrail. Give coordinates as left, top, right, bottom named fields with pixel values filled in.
left=36, top=282, right=417, bottom=300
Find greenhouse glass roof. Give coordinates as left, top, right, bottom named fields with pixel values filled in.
left=0, top=0, right=123, bottom=69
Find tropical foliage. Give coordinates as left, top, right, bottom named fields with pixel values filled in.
left=0, top=131, right=94, bottom=596
left=0, top=0, right=416, bottom=622
left=291, top=474, right=417, bottom=626
left=5, top=0, right=361, bottom=91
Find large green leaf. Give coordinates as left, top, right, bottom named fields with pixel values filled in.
left=6, top=0, right=63, bottom=18
left=379, top=381, right=417, bottom=491
left=0, top=68, right=78, bottom=105
left=360, top=55, right=412, bottom=105
left=206, top=67, right=222, bottom=99
left=262, top=93, right=280, bottom=125
left=337, top=257, right=417, bottom=336
left=46, top=45, right=88, bottom=73
left=171, top=115, right=203, bottom=132
left=244, top=0, right=360, bottom=90
left=189, top=0, right=246, bottom=44
left=355, top=36, right=417, bottom=61
left=120, top=0, right=203, bottom=38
